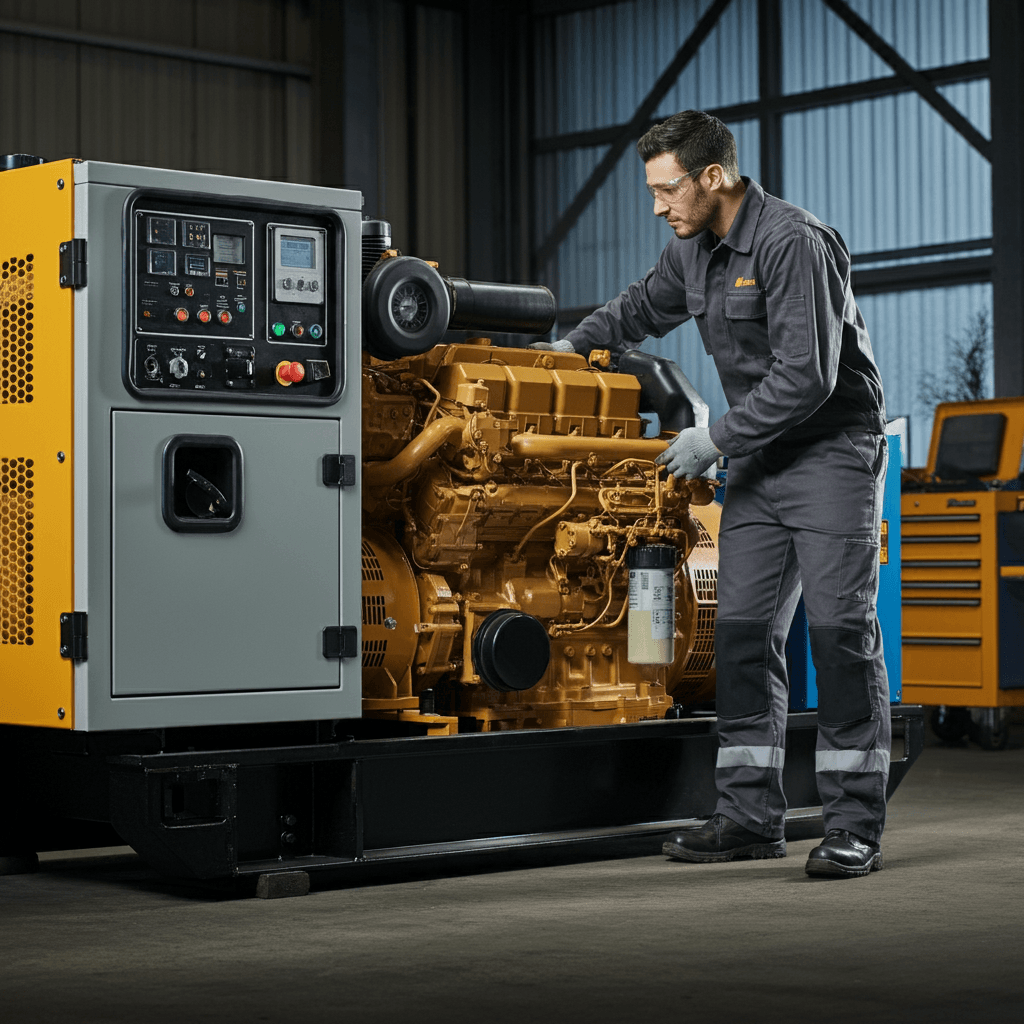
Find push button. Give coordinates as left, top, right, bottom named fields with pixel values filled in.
left=275, top=360, right=305, bottom=386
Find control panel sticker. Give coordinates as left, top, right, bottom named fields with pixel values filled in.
left=213, top=234, right=245, bottom=264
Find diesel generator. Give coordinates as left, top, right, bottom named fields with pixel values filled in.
left=0, top=157, right=923, bottom=891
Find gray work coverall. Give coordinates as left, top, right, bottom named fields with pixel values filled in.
left=565, top=178, right=891, bottom=843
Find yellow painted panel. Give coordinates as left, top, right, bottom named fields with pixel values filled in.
left=902, top=642, right=983, bottom=690
left=0, top=159, right=76, bottom=729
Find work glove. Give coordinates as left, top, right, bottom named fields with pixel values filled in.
left=529, top=339, right=575, bottom=352
left=656, top=426, right=721, bottom=480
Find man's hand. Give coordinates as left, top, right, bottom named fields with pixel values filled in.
left=529, top=339, right=575, bottom=352
left=656, top=426, right=721, bottom=480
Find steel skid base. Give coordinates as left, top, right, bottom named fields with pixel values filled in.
left=0, top=707, right=924, bottom=889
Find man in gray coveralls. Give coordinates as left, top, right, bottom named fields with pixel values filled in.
left=542, top=110, right=890, bottom=878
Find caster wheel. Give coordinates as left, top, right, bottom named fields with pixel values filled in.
left=930, top=705, right=970, bottom=743
left=969, top=707, right=1010, bottom=751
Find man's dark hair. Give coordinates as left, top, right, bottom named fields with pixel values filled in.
left=637, top=110, right=739, bottom=181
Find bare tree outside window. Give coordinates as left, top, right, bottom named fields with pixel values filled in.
left=917, top=310, right=992, bottom=412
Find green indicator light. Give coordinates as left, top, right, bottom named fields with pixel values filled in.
left=237, top=302, right=247, bottom=314
left=272, top=321, right=286, bottom=337
left=309, top=324, right=323, bottom=340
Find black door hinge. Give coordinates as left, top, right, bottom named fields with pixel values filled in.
left=59, top=612, right=88, bottom=662
left=322, top=626, right=358, bottom=659
left=58, top=238, right=87, bottom=288
left=322, top=454, right=356, bottom=487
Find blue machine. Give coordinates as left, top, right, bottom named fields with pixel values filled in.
left=786, top=434, right=903, bottom=709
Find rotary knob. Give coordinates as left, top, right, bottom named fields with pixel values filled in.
left=168, top=356, right=189, bottom=379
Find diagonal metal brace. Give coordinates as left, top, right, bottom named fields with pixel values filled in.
left=821, top=0, right=990, bottom=161
left=534, top=0, right=734, bottom=270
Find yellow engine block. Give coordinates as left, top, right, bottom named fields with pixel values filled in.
left=360, top=340, right=719, bottom=732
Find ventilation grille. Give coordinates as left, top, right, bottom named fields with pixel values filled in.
left=361, top=539, right=384, bottom=581
left=362, top=593, right=386, bottom=626
left=1, top=457, right=35, bottom=645
left=1, top=255, right=35, bottom=405
left=363, top=638, right=387, bottom=668
left=695, top=522, right=715, bottom=549
left=677, top=605, right=715, bottom=681
left=692, top=566, right=718, bottom=603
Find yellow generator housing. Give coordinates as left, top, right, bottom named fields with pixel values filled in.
left=902, top=397, right=1024, bottom=745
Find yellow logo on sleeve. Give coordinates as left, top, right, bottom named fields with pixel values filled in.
left=734, top=276, right=756, bottom=287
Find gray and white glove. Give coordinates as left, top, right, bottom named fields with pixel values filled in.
left=656, top=426, right=721, bottom=480
left=529, top=339, right=575, bottom=352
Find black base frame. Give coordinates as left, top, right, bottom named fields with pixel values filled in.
left=0, top=707, right=924, bottom=885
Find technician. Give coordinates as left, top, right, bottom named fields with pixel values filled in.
left=538, top=110, right=890, bottom=879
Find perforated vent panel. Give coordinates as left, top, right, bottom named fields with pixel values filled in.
left=363, top=593, right=385, bottom=626
left=361, top=540, right=384, bottom=581
left=677, top=605, right=715, bottom=681
left=692, top=566, right=717, bottom=603
left=1, top=255, right=35, bottom=405
left=1, top=457, right=35, bottom=645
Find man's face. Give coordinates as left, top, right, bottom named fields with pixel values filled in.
left=645, top=153, right=715, bottom=239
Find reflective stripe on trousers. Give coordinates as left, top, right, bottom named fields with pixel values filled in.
left=717, top=745, right=786, bottom=770
left=816, top=749, right=889, bottom=774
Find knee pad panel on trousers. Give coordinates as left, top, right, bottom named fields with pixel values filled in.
left=809, top=626, right=873, bottom=726
left=714, top=620, right=771, bottom=719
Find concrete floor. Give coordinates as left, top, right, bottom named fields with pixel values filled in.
left=2, top=717, right=1021, bottom=1024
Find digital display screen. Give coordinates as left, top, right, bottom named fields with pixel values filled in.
left=280, top=235, right=315, bottom=269
left=183, top=221, right=210, bottom=249
left=185, top=254, right=210, bottom=276
left=213, top=234, right=245, bottom=264
left=147, top=249, right=176, bottom=275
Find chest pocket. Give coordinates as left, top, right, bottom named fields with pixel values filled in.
left=724, top=291, right=767, bottom=320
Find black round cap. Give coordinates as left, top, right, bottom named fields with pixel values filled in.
left=361, top=218, right=392, bottom=238
left=626, top=543, right=678, bottom=570
left=362, top=256, right=452, bottom=359
left=1, top=154, right=45, bottom=172
left=472, top=609, right=551, bottom=693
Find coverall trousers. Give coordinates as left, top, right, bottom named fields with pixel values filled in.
left=713, top=430, right=890, bottom=844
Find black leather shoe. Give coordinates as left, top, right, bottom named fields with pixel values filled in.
left=662, top=813, right=786, bottom=863
left=805, top=828, right=883, bottom=878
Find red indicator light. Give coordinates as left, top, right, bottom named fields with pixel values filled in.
left=219, top=310, right=232, bottom=325
left=197, top=309, right=212, bottom=323
left=275, top=360, right=305, bottom=386
left=174, top=307, right=189, bottom=322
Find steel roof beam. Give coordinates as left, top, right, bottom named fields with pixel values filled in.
left=820, top=0, right=990, bottom=161
left=532, top=60, right=989, bottom=154
left=532, top=0, right=734, bottom=272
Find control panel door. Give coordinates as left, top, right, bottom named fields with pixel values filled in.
left=111, top=411, right=344, bottom=698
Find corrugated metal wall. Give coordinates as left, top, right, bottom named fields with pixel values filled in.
left=0, top=0, right=313, bottom=181
left=0, top=0, right=469, bottom=275
left=533, top=0, right=991, bottom=465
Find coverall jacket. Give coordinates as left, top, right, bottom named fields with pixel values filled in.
left=565, top=178, right=892, bottom=843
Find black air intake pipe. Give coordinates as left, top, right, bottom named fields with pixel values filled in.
left=446, top=277, right=556, bottom=335
left=361, top=223, right=557, bottom=360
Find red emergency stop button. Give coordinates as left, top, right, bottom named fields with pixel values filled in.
left=275, top=360, right=306, bottom=386
left=174, top=307, right=189, bottom=322
left=197, top=309, right=212, bottom=323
